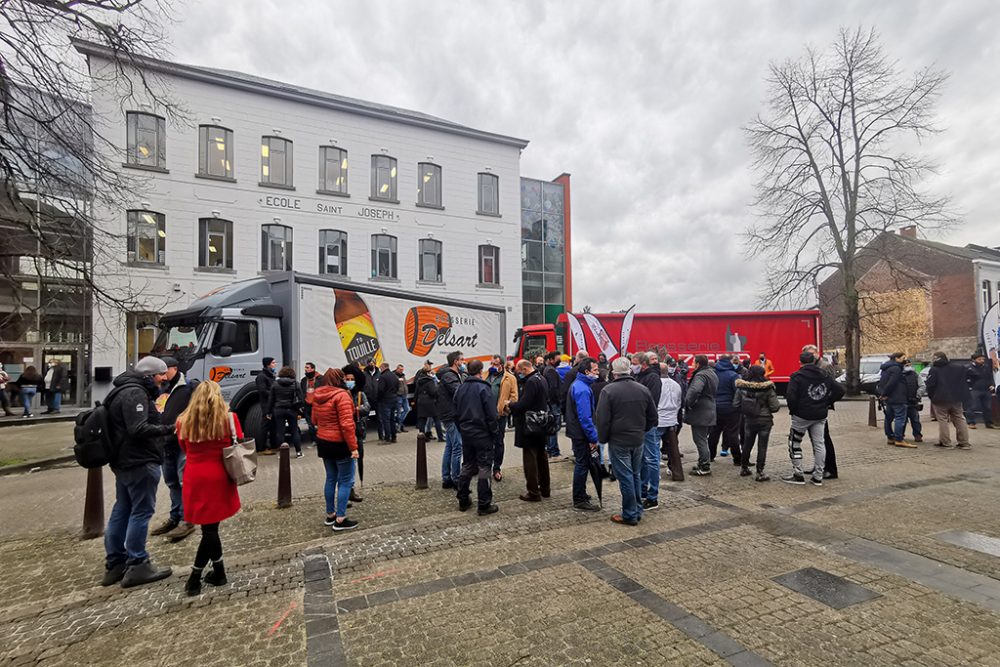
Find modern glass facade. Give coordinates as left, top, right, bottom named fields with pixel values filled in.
left=521, top=176, right=570, bottom=325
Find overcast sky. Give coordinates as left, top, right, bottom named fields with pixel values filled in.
left=166, top=0, right=1000, bottom=313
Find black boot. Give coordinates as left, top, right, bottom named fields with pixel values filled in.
left=204, top=560, right=227, bottom=587
left=349, top=487, right=364, bottom=503
left=185, top=567, right=203, bottom=596
left=120, top=559, right=172, bottom=589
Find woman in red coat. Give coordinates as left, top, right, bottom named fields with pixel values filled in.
left=176, top=380, right=242, bottom=596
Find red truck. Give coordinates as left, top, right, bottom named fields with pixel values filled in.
left=513, top=310, right=822, bottom=391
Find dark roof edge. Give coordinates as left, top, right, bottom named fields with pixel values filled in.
left=72, top=39, right=530, bottom=150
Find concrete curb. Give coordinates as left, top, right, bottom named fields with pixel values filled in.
left=0, top=454, right=77, bottom=477
left=0, top=413, right=79, bottom=428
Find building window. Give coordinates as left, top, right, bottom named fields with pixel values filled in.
left=419, top=239, right=443, bottom=282
left=319, top=229, right=348, bottom=275
left=261, top=224, right=293, bottom=271
left=198, top=125, right=234, bottom=179
left=983, top=280, right=995, bottom=312
left=371, top=155, right=397, bottom=201
left=371, top=234, right=398, bottom=278
left=478, top=173, right=499, bottom=215
left=417, top=162, right=442, bottom=207
left=125, top=112, right=166, bottom=169
left=198, top=218, right=233, bottom=269
left=479, top=245, right=500, bottom=285
left=319, top=146, right=348, bottom=194
left=126, top=210, right=166, bottom=265
left=261, top=136, right=293, bottom=188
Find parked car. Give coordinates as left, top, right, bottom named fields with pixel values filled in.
left=836, top=355, right=889, bottom=394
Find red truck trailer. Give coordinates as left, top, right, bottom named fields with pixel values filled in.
left=513, top=310, right=821, bottom=390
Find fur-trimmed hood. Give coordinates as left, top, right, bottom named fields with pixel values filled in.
left=735, top=379, right=774, bottom=391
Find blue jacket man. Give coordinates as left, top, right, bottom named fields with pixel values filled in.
left=452, top=359, right=499, bottom=515
left=564, top=358, right=601, bottom=511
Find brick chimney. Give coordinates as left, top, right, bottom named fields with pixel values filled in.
left=899, top=225, right=917, bottom=239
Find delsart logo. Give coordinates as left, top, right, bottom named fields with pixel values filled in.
left=210, top=366, right=233, bottom=382
left=404, top=306, right=480, bottom=356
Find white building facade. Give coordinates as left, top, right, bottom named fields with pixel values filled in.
left=77, top=42, right=527, bottom=377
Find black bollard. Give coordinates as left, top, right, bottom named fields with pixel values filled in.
left=277, top=442, right=292, bottom=508
left=415, top=432, right=428, bottom=490
left=81, top=467, right=104, bottom=540
left=868, top=396, right=878, bottom=428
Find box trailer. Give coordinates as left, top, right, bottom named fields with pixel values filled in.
left=514, top=309, right=822, bottom=390
left=151, top=271, right=507, bottom=436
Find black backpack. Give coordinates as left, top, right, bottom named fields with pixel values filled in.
left=73, top=388, right=124, bottom=468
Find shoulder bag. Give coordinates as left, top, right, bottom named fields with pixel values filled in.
left=222, top=412, right=258, bottom=485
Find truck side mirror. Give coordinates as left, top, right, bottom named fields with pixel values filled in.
left=216, top=321, right=237, bottom=346
left=217, top=345, right=233, bottom=358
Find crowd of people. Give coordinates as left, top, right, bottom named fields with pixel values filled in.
left=90, top=342, right=995, bottom=594
left=0, top=359, right=67, bottom=417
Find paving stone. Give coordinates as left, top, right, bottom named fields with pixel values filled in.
left=772, top=567, right=881, bottom=609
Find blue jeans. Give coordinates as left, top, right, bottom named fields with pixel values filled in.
left=48, top=389, right=62, bottom=412
left=422, top=417, right=445, bottom=440
left=323, top=457, right=355, bottom=517
left=906, top=406, right=923, bottom=438
left=546, top=404, right=562, bottom=457
left=884, top=403, right=907, bottom=441
left=20, top=387, right=37, bottom=415
left=162, top=444, right=186, bottom=523
left=967, top=389, right=994, bottom=426
left=441, top=420, right=463, bottom=483
left=105, top=463, right=161, bottom=567
left=640, top=426, right=661, bottom=503
left=396, top=395, right=410, bottom=427
left=376, top=401, right=397, bottom=441
left=608, top=444, right=643, bottom=523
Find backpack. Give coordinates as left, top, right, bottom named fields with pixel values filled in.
left=73, top=388, right=124, bottom=468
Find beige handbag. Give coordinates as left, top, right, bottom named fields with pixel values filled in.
left=222, top=412, right=257, bottom=485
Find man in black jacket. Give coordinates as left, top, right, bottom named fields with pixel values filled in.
left=542, top=352, right=564, bottom=459
left=903, top=361, right=923, bottom=443
left=878, top=352, right=910, bottom=446
left=255, top=357, right=277, bottom=452
left=375, top=362, right=399, bottom=443
left=150, top=357, right=197, bottom=542
left=926, top=352, right=972, bottom=448
left=783, top=352, right=845, bottom=486
left=596, top=357, right=657, bottom=525
left=633, top=352, right=663, bottom=509
left=453, top=360, right=500, bottom=515
left=966, top=353, right=996, bottom=429
left=438, top=351, right=465, bottom=488
left=102, top=356, right=176, bottom=589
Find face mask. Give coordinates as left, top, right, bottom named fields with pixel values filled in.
left=489, top=366, right=499, bottom=375
left=631, top=364, right=641, bottom=375
left=517, top=372, right=525, bottom=379
left=459, top=363, right=468, bottom=373
left=345, top=380, right=356, bottom=390
left=305, top=370, right=315, bottom=378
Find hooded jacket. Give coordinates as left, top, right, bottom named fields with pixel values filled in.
left=108, top=371, right=174, bottom=470
left=787, top=363, right=845, bottom=421
left=903, top=368, right=921, bottom=406
left=159, top=372, right=196, bottom=448
left=878, top=359, right=907, bottom=404
left=453, top=376, right=499, bottom=442
left=969, top=362, right=995, bottom=392
left=268, top=376, right=303, bottom=413
left=311, top=385, right=358, bottom=453
left=636, top=364, right=663, bottom=405
left=684, top=366, right=718, bottom=426
left=595, top=376, right=657, bottom=447
left=436, top=367, right=462, bottom=421
left=415, top=369, right=439, bottom=418
left=565, top=374, right=599, bottom=443
left=926, top=358, right=973, bottom=405
left=255, top=367, right=276, bottom=406
left=733, top=378, right=780, bottom=424
left=713, top=358, right=739, bottom=411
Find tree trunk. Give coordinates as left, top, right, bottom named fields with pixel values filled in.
left=842, top=272, right=862, bottom=395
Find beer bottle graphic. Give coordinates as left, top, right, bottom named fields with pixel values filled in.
left=334, top=289, right=384, bottom=367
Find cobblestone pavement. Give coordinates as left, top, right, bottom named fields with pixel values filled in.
left=3, top=402, right=1000, bottom=666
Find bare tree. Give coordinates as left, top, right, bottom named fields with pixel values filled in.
left=0, top=0, right=179, bottom=341
left=745, top=27, right=955, bottom=393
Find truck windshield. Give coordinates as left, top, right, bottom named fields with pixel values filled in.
left=152, top=323, right=206, bottom=360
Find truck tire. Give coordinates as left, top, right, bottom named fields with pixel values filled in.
left=244, top=401, right=266, bottom=448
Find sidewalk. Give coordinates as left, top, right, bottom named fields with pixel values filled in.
left=3, top=402, right=1000, bottom=665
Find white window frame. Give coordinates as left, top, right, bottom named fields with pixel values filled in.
left=479, top=244, right=500, bottom=285
left=418, top=238, right=443, bottom=282
left=125, top=111, right=166, bottom=169
left=477, top=172, right=499, bottom=215
left=371, top=234, right=398, bottom=278
left=319, top=229, right=348, bottom=276
left=198, top=125, right=234, bottom=179
left=198, top=218, right=233, bottom=269
left=319, top=146, right=348, bottom=195
left=261, top=223, right=293, bottom=271
left=417, top=162, right=442, bottom=208
left=371, top=155, right=398, bottom=202
left=261, top=136, right=293, bottom=188
left=126, top=210, right=166, bottom=265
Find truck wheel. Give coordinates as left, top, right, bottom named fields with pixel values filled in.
left=244, top=402, right=265, bottom=447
